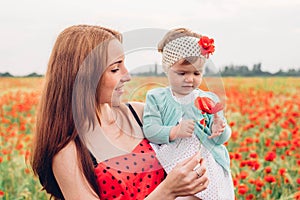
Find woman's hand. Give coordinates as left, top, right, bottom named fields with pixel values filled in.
left=164, top=151, right=208, bottom=197
left=146, top=152, right=209, bottom=200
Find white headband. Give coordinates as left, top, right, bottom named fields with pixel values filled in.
left=162, top=36, right=205, bottom=71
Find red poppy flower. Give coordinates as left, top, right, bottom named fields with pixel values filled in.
left=264, top=175, right=276, bottom=183
left=264, top=166, right=272, bottom=174
left=234, top=153, right=242, bottom=160
left=240, top=171, right=248, bottom=179
left=199, top=118, right=206, bottom=127
left=246, top=194, right=254, bottom=200
left=294, top=191, right=300, bottom=200
left=198, top=36, right=215, bottom=58
left=237, top=184, right=248, bottom=195
left=278, top=168, right=286, bottom=176
left=255, top=179, right=265, bottom=187
left=256, top=186, right=262, bottom=192
left=251, top=160, right=260, bottom=171
left=229, top=121, right=235, bottom=127
left=249, top=152, right=258, bottom=159
left=240, top=160, right=247, bottom=167
left=194, top=96, right=224, bottom=114
left=233, top=178, right=238, bottom=187
left=264, top=151, right=276, bottom=162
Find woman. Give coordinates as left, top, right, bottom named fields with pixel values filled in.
left=31, top=24, right=209, bottom=200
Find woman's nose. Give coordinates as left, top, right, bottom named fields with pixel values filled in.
left=120, top=72, right=131, bottom=82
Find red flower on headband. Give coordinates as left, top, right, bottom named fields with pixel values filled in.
left=194, top=96, right=223, bottom=114
left=198, top=36, right=215, bottom=58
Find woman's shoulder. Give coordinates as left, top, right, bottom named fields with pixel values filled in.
left=52, top=140, right=84, bottom=179
left=128, top=101, right=145, bottom=109
left=53, top=140, right=77, bottom=167
left=127, top=101, right=145, bottom=120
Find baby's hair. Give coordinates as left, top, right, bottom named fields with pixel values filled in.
left=158, top=28, right=202, bottom=53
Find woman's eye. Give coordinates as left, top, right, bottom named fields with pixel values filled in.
left=111, top=68, right=120, bottom=73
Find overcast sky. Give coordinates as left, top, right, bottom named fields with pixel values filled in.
left=0, top=0, right=299, bottom=76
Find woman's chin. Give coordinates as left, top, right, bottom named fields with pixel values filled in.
left=111, top=96, right=122, bottom=106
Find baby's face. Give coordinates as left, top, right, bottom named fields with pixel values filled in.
left=167, top=59, right=203, bottom=98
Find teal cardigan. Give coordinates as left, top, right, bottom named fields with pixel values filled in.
left=143, top=87, right=231, bottom=172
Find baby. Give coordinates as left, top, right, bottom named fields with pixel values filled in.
left=143, top=28, right=235, bottom=200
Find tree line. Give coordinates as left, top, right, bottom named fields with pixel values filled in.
left=219, top=63, right=300, bottom=77
left=0, top=72, right=43, bottom=77
left=131, top=63, right=300, bottom=77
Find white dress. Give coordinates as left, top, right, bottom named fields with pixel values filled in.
left=150, top=90, right=235, bottom=200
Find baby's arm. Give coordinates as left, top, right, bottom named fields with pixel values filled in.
left=170, top=120, right=195, bottom=141
left=143, top=93, right=172, bottom=144
left=143, top=92, right=195, bottom=144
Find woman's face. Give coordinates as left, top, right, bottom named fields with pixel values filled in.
left=167, top=58, right=204, bottom=97
left=99, top=39, right=131, bottom=105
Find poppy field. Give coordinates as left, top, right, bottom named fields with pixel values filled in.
left=0, top=77, right=299, bottom=199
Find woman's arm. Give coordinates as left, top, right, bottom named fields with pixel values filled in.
left=145, top=152, right=209, bottom=200
left=52, top=141, right=99, bottom=200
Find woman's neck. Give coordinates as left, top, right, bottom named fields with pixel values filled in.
left=98, top=103, right=117, bottom=126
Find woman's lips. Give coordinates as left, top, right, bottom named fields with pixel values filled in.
left=115, top=85, right=124, bottom=93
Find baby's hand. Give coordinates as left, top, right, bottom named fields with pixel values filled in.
left=170, top=119, right=195, bottom=140
left=209, top=114, right=226, bottom=139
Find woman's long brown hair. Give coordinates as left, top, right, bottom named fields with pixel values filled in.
left=30, top=25, right=122, bottom=199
